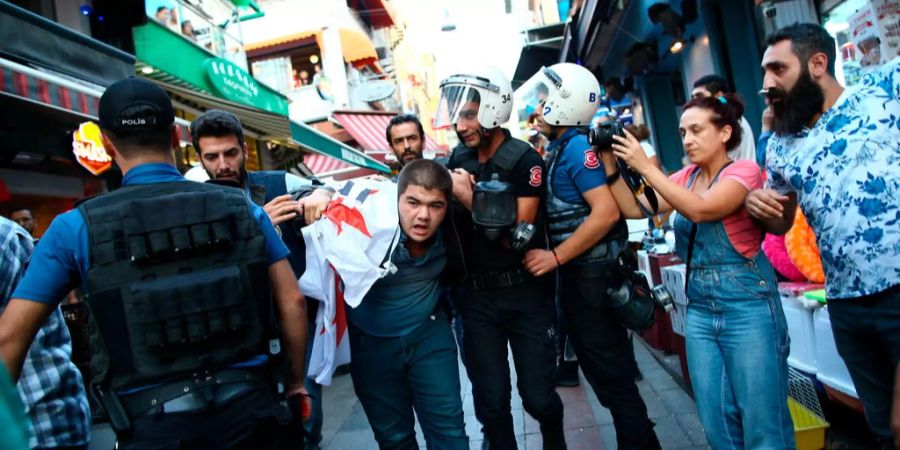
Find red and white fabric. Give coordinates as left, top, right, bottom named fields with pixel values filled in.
left=300, top=178, right=400, bottom=385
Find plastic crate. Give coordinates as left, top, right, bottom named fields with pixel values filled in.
left=661, top=265, right=687, bottom=336
left=789, top=399, right=828, bottom=450
left=813, top=307, right=858, bottom=399
left=788, top=367, right=829, bottom=450
left=780, top=294, right=818, bottom=374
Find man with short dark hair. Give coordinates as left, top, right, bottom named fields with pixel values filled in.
left=8, top=208, right=35, bottom=236
left=0, top=78, right=311, bottom=449
left=385, top=114, right=426, bottom=168
left=191, top=108, right=331, bottom=450
left=344, top=159, right=468, bottom=449
left=691, top=74, right=757, bottom=161
left=746, top=23, right=899, bottom=449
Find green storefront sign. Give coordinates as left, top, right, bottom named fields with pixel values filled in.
left=203, top=58, right=261, bottom=105
left=133, top=20, right=288, bottom=115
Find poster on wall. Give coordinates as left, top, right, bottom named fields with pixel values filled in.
left=850, top=1, right=900, bottom=72
left=850, top=4, right=883, bottom=70
left=872, top=0, right=900, bottom=62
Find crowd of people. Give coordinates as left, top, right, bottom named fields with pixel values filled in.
left=0, top=21, right=897, bottom=450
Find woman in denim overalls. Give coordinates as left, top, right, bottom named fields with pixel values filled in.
left=600, top=94, right=795, bottom=449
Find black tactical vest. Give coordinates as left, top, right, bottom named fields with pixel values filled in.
left=546, top=136, right=628, bottom=266
left=79, top=181, right=273, bottom=392
left=447, top=133, right=544, bottom=270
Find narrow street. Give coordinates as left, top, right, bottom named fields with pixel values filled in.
left=320, top=339, right=710, bottom=450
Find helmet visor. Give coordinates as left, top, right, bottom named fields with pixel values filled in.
left=434, top=84, right=481, bottom=129
left=513, top=67, right=557, bottom=123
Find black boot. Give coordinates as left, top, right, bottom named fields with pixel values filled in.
left=555, top=361, right=580, bottom=387
left=540, top=422, right=567, bottom=450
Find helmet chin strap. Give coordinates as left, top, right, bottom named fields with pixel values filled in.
left=478, top=127, right=491, bottom=143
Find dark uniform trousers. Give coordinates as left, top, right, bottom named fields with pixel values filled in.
left=459, top=277, right=565, bottom=450
left=118, top=386, right=300, bottom=450
left=559, top=269, right=661, bottom=450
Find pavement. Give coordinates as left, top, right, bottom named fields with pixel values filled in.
left=319, top=337, right=711, bottom=450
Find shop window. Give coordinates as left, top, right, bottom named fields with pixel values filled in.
left=245, top=139, right=261, bottom=172
left=822, top=0, right=898, bottom=86
left=1, top=195, right=76, bottom=239
left=249, top=45, right=322, bottom=94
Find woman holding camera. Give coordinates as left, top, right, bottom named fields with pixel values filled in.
left=600, top=94, right=794, bottom=449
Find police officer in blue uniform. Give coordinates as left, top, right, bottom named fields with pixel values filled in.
left=191, top=109, right=333, bottom=450
left=438, top=65, right=566, bottom=450
left=0, top=78, right=311, bottom=449
left=523, top=64, right=661, bottom=450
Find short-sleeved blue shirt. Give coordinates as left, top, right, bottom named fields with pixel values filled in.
left=548, top=128, right=607, bottom=203
left=13, top=163, right=289, bottom=305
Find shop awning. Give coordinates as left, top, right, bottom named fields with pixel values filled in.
left=0, top=57, right=100, bottom=119
left=290, top=120, right=390, bottom=173
left=154, top=79, right=292, bottom=140
left=245, top=27, right=378, bottom=67
left=331, top=110, right=442, bottom=152
left=303, top=153, right=354, bottom=177
left=0, top=57, right=193, bottom=141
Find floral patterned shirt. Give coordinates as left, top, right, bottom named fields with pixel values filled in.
left=766, top=58, right=900, bottom=299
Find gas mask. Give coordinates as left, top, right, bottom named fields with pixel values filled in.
left=472, top=174, right=517, bottom=241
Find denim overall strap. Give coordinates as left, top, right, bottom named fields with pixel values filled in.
left=682, top=162, right=733, bottom=294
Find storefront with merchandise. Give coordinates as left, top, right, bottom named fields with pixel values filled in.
left=0, top=2, right=140, bottom=236
left=819, top=0, right=898, bottom=86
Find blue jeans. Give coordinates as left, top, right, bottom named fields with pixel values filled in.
left=685, top=262, right=795, bottom=450
left=349, top=317, right=468, bottom=450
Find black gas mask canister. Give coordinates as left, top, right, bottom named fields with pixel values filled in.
left=472, top=174, right=517, bottom=241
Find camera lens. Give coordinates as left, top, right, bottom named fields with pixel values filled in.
left=588, top=122, right=623, bottom=148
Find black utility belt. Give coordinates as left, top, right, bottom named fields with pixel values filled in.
left=119, top=368, right=269, bottom=418
left=559, top=260, right=618, bottom=279
left=471, top=267, right=532, bottom=290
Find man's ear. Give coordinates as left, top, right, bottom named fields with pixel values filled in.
left=100, top=132, right=118, bottom=161
left=808, top=52, right=830, bottom=79
left=171, top=126, right=180, bottom=150
left=242, top=142, right=249, bottom=159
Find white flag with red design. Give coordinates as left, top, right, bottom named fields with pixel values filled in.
left=300, top=178, right=400, bottom=385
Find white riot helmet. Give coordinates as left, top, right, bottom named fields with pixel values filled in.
left=435, top=64, right=513, bottom=129
left=519, top=63, right=600, bottom=127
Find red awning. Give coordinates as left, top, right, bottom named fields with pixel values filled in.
left=303, top=153, right=353, bottom=175
left=0, top=58, right=194, bottom=143
left=0, top=58, right=100, bottom=119
left=331, top=111, right=441, bottom=152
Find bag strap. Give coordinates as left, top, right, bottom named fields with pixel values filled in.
left=684, top=161, right=734, bottom=295
left=618, top=159, right=660, bottom=217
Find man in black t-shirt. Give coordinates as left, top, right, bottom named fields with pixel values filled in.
left=437, top=65, right=565, bottom=450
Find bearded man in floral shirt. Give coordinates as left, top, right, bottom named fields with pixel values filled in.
left=746, top=23, right=900, bottom=449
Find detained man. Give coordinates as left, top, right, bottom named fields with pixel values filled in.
left=345, top=160, right=468, bottom=449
